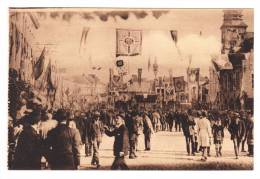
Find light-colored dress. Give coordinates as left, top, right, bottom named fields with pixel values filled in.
left=197, top=117, right=212, bottom=147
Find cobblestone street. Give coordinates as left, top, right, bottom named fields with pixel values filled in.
left=79, top=130, right=253, bottom=170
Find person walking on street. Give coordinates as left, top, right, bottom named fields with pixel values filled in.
left=212, top=118, right=224, bottom=157
left=125, top=110, right=138, bottom=159
left=240, top=111, right=248, bottom=152
left=197, top=111, right=212, bottom=161
left=245, top=112, right=254, bottom=157
left=135, top=111, right=143, bottom=151
left=90, top=111, right=103, bottom=168
left=228, top=112, right=246, bottom=159
left=45, top=109, right=82, bottom=170
left=104, top=115, right=129, bottom=170
left=182, top=110, right=196, bottom=156
left=143, top=112, right=154, bottom=151
left=12, top=110, right=43, bottom=170
left=84, top=112, right=93, bottom=157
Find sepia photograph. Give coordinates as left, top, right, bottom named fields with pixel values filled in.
left=7, top=8, right=254, bottom=170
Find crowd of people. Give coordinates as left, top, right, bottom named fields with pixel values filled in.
left=8, top=71, right=254, bottom=170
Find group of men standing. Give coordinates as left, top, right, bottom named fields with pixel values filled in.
left=9, top=91, right=254, bottom=170
left=180, top=109, right=254, bottom=161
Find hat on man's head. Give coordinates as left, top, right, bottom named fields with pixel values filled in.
left=94, top=111, right=100, bottom=117
left=27, top=109, right=41, bottom=125
left=201, top=110, right=207, bottom=117
left=197, top=111, right=202, bottom=116
left=54, top=109, right=67, bottom=122
left=234, top=113, right=240, bottom=118
left=41, top=109, right=49, bottom=121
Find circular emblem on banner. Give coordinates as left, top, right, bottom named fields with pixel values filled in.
left=176, top=81, right=182, bottom=89
left=116, top=59, right=124, bottom=67
left=124, top=37, right=134, bottom=45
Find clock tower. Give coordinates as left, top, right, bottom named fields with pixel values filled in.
left=221, top=10, right=248, bottom=54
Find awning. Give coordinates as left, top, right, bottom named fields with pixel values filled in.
left=212, top=54, right=233, bottom=71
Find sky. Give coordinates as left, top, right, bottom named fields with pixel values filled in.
left=18, top=8, right=254, bottom=83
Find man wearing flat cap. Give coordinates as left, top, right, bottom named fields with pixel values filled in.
left=228, top=112, right=246, bottom=159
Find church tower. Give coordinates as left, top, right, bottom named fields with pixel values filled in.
left=221, top=10, right=248, bottom=54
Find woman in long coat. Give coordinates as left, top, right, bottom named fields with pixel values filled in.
left=197, top=111, right=212, bottom=161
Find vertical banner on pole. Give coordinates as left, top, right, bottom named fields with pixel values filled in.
left=138, top=68, right=142, bottom=86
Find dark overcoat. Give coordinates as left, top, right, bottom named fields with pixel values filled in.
left=45, top=123, right=81, bottom=170
left=13, top=126, right=43, bottom=170
left=105, top=125, right=129, bottom=157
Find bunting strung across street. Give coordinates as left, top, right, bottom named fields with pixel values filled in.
left=173, top=76, right=185, bottom=92
left=116, top=28, right=142, bottom=57
left=33, top=47, right=46, bottom=80
left=188, top=68, right=200, bottom=83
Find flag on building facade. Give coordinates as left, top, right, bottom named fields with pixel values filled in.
left=173, top=76, right=185, bottom=92
left=33, top=47, right=46, bottom=80
left=112, top=74, right=123, bottom=88
left=188, top=68, right=200, bottom=83
left=79, top=27, right=89, bottom=55
left=148, top=57, right=151, bottom=72
left=166, top=86, right=174, bottom=96
left=46, top=61, right=55, bottom=92
left=170, top=30, right=178, bottom=43
left=115, top=58, right=128, bottom=75
left=116, top=29, right=142, bottom=57
left=80, top=27, right=89, bottom=46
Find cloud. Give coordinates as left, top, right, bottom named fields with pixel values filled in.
left=178, top=34, right=221, bottom=75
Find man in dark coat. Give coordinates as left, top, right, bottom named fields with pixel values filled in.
left=73, top=111, right=86, bottom=144
left=181, top=111, right=196, bottom=156
left=167, top=110, right=175, bottom=132
left=228, top=113, right=246, bottom=159
left=245, top=112, right=254, bottom=156
left=12, top=110, right=43, bottom=170
left=104, top=115, right=129, bottom=170
left=175, top=111, right=182, bottom=132
left=125, top=110, right=138, bottom=159
left=45, top=109, right=82, bottom=170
